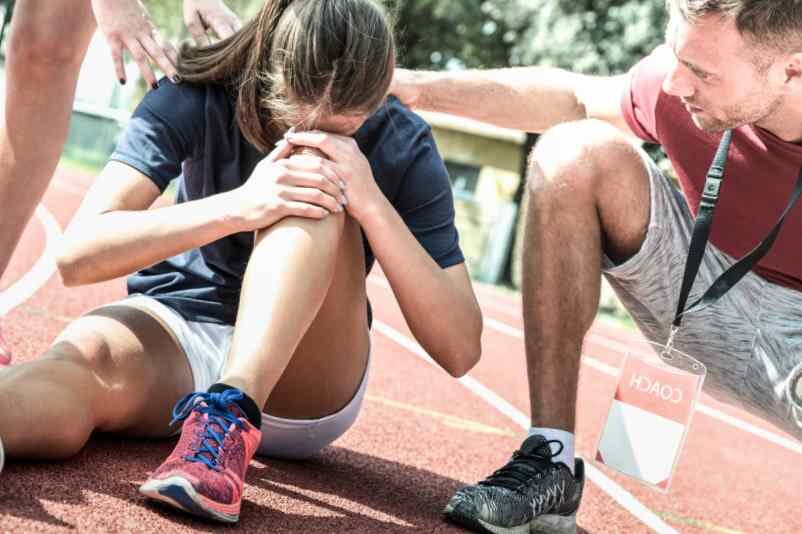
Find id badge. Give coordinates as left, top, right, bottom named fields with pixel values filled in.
left=594, top=338, right=706, bottom=492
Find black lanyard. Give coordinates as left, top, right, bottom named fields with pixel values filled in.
left=673, top=129, right=802, bottom=328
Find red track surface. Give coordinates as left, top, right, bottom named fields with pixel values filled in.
left=1, top=166, right=800, bottom=533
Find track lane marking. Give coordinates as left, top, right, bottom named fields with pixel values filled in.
left=365, top=394, right=515, bottom=437
left=372, top=319, right=678, bottom=534
left=0, top=206, right=62, bottom=315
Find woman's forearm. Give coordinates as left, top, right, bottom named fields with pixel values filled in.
left=359, top=198, right=482, bottom=376
left=57, top=191, right=243, bottom=285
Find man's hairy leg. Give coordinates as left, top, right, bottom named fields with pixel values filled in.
left=522, top=120, right=651, bottom=431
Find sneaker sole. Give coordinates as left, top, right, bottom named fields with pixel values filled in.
left=139, top=476, right=239, bottom=523
left=0, top=436, right=4, bottom=474
left=444, top=502, right=576, bottom=534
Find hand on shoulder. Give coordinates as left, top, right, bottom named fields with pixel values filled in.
left=389, top=68, right=422, bottom=109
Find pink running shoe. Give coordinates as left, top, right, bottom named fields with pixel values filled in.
left=139, top=389, right=262, bottom=523
left=0, top=324, right=11, bottom=366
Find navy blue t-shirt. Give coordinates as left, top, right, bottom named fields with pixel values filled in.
left=110, top=80, right=464, bottom=325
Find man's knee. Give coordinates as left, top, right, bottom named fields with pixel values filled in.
left=527, top=119, right=643, bottom=196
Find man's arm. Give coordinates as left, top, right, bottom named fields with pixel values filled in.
left=391, top=67, right=634, bottom=137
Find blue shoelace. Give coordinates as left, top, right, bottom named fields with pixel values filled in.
left=170, top=389, right=246, bottom=471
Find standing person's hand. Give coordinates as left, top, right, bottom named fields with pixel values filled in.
left=183, top=0, right=242, bottom=47
left=91, top=0, right=179, bottom=88
left=284, top=130, right=385, bottom=223
left=389, top=68, right=423, bottom=109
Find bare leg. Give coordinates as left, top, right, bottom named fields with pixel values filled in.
left=0, top=304, right=194, bottom=459
left=522, top=120, right=651, bottom=431
left=0, top=0, right=96, bottom=281
left=221, top=213, right=370, bottom=418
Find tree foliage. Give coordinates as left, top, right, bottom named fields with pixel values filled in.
left=389, top=0, right=667, bottom=74
left=511, top=0, right=667, bottom=74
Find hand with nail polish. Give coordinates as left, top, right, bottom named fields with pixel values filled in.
left=91, top=0, right=180, bottom=88
left=227, top=140, right=348, bottom=233
left=184, top=0, right=242, bottom=47
left=285, top=130, right=383, bottom=223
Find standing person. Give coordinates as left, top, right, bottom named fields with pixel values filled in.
left=0, top=0, right=240, bottom=364
left=392, top=1, right=802, bottom=532
left=0, top=0, right=482, bottom=525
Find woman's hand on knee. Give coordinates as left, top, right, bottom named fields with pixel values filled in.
left=227, top=140, right=348, bottom=232
left=91, top=0, right=179, bottom=86
left=284, top=131, right=385, bottom=223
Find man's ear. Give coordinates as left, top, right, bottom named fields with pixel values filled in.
left=777, top=52, right=802, bottom=93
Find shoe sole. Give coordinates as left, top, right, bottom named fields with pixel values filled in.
left=139, top=476, right=239, bottom=523
left=444, top=502, right=576, bottom=534
left=0, top=436, right=4, bottom=474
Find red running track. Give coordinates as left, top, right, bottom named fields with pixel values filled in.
left=0, top=166, right=800, bottom=533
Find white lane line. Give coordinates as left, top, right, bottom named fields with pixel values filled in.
left=483, top=317, right=802, bottom=457
left=484, top=317, right=523, bottom=339
left=372, top=319, right=677, bottom=534
left=0, top=206, right=62, bottom=315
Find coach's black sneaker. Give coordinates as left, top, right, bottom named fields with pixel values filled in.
left=444, top=435, right=584, bottom=534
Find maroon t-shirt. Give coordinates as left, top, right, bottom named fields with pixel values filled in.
left=622, top=45, right=802, bottom=291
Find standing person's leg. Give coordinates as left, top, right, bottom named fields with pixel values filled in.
left=445, top=120, right=653, bottom=534
left=0, top=303, right=195, bottom=459
left=0, top=0, right=97, bottom=363
left=141, top=213, right=370, bottom=523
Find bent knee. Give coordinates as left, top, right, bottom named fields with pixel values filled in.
left=527, top=120, right=643, bottom=193
left=255, top=212, right=349, bottom=248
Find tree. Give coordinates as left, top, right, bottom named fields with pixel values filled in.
left=511, top=0, right=667, bottom=74
left=386, top=0, right=533, bottom=70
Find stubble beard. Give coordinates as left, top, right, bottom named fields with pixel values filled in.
left=692, top=93, right=783, bottom=133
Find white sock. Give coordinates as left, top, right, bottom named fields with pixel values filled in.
left=528, top=427, right=575, bottom=474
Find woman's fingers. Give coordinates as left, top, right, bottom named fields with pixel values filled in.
left=277, top=169, right=344, bottom=200
left=283, top=156, right=345, bottom=189
left=280, top=201, right=332, bottom=220
left=280, top=185, right=343, bottom=214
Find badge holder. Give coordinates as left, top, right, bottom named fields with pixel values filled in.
left=593, top=328, right=706, bottom=492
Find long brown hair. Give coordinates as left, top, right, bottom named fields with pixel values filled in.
left=178, top=0, right=396, bottom=152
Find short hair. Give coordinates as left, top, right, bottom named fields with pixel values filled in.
left=668, top=0, right=802, bottom=51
